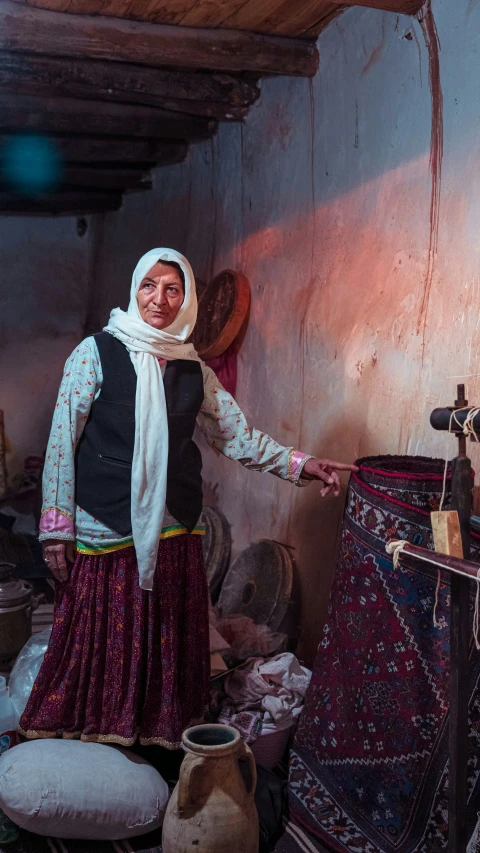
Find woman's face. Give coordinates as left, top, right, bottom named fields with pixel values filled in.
left=137, top=262, right=184, bottom=330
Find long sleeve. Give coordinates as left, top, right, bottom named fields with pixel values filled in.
left=39, top=338, right=102, bottom=542
left=197, top=365, right=312, bottom=485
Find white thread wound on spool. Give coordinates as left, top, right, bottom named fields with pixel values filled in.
left=439, top=405, right=480, bottom=512
left=437, top=405, right=480, bottom=630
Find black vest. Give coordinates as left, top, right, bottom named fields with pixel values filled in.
left=75, top=332, right=204, bottom=537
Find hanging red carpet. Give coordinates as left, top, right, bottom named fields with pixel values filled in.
left=289, top=456, right=480, bottom=853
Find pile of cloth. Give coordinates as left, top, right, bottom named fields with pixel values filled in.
left=208, top=605, right=311, bottom=751
left=214, top=652, right=311, bottom=746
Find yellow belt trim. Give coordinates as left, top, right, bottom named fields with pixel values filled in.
left=76, top=525, right=205, bottom=556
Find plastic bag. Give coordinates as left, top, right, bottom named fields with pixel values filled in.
left=0, top=809, right=19, bottom=844
left=8, top=627, right=51, bottom=724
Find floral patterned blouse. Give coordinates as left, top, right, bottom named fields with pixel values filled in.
left=40, top=337, right=311, bottom=554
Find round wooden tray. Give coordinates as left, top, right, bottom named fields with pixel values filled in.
left=193, top=269, right=250, bottom=361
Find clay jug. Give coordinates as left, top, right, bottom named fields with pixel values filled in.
left=162, top=723, right=258, bottom=853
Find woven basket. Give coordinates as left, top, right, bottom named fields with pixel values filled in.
left=251, top=725, right=292, bottom=770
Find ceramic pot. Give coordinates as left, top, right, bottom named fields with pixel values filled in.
left=162, top=724, right=258, bottom=853
left=0, top=563, right=37, bottom=669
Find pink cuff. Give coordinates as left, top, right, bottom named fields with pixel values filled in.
left=40, top=508, right=75, bottom=537
left=290, top=450, right=311, bottom=482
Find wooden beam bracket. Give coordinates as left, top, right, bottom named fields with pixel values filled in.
left=0, top=189, right=123, bottom=215
left=0, top=92, right=216, bottom=140
left=0, top=50, right=260, bottom=120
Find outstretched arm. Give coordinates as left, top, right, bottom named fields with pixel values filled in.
left=197, top=366, right=358, bottom=492
left=300, top=457, right=359, bottom=497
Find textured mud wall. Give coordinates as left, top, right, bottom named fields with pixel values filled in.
left=0, top=217, right=91, bottom=481
left=91, top=0, right=480, bottom=662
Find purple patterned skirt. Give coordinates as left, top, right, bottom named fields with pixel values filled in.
left=19, top=534, right=210, bottom=749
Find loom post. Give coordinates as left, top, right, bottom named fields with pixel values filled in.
left=443, top=384, right=471, bottom=853
left=448, top=459, right=470, bottom=853
left=455, top=384, right=468, bottom=458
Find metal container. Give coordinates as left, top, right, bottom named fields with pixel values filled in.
left=0, top=563, right=37, bottom=670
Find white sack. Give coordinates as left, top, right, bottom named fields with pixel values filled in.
left=0, top=739, right=169, bottom=840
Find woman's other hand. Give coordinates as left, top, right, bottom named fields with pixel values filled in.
left=301, top=458, right=359, bottom=498
left=42, top=540, right=75, bottom=582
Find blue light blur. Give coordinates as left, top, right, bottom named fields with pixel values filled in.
left=1, top=135, right=62, bottom=195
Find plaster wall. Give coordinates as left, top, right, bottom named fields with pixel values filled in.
left=0, top=216, right=91, bottom=482
left=90, top=0, right=480, bottom=661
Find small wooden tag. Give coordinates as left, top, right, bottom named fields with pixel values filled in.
left=431, top=510, right=464, bottom=558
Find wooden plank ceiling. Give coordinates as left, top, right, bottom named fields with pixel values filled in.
left=0, top=0, right=423, bottom=215
left=11, top=0, right=343, bottom=38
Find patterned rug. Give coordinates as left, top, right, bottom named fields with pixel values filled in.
left=2, top=822, right=322, bottom=853
left=289, top=456, right=480, bottom=853
left=275, top=820, right=331, bottom=852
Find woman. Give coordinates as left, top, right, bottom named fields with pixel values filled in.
left=19, top=248, right=357, bottom=750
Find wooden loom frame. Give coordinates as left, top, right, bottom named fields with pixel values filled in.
left=392, top=384, right=478, bottom=852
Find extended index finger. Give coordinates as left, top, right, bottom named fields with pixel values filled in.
left=325, top=461, right=359, bottom=472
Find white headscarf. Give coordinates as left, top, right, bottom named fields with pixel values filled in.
left=104, top=248, right=201, bottom=590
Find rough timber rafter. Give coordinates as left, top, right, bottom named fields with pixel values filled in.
left=0, top=0, right=319, bottom=76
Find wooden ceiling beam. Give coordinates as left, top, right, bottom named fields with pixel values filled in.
left=0, top=0, right=319, bottom=76
left=330, top=0, right=423, bottom=13
left=153, top=100, right=247, bottom=120
left=0, top=93, right=216, bottom=139
left=0, top=81, right=248, bottom=120
left=0, top=51, right=260, bottom=117
left=0, top=135, right=188, bottom=164
left=0, top=190, right=123, bottom=215
left=0, top=181, right=150, bottom=195
left=60, top=165, right=152, bottom=190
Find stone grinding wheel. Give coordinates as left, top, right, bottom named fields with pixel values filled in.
left=201, top=506, right=232, bottom=603
left=193, top=270, right=250, bottom=360
left=217, top=539, right=293, bottom=631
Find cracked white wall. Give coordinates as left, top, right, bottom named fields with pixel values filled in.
left=91, top=0, right=480, bottom=661
left=0, top=217, right=91, bottom=481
